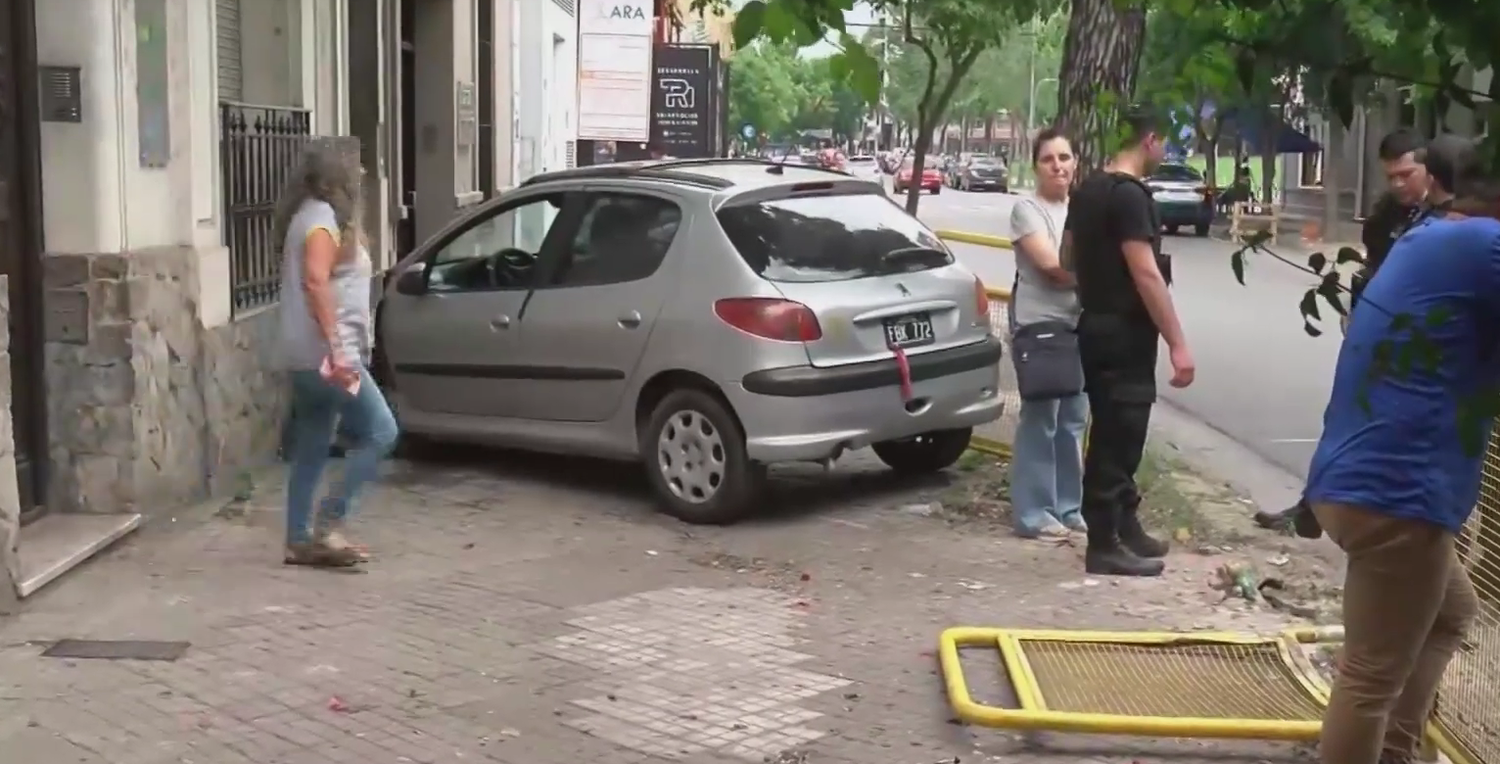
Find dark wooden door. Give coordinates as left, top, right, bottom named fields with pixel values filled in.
left=0, top=0, right=48, bottom=522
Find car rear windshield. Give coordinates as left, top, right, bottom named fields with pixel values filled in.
left=1151, top=165, right=1203, bottom=182
left=717, top=192, right=953, bottom=283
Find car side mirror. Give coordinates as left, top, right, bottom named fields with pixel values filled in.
left=394, top=268, right=427, bottom=296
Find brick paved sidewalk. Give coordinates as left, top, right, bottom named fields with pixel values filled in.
left=0, top=450, right=1323, bottom=764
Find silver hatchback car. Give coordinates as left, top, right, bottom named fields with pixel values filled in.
left=378, top=159, right=1004, bottom=524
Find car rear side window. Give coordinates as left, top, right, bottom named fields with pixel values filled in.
left=717, top=192, right=952, bottom=283
left=553, top=193, right=682, bottom=287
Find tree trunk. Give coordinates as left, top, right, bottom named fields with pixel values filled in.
left=1261, top=107, right=1280, bottom=203
left=1055, top=0, right=1147, bottom=174
left=959, top=116, right=970, bottom=153
left=984, top=114, right=995, bottom=154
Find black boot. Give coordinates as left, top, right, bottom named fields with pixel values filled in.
left=1254, top=499, right=1323, bottom=539
left=1085, top=543, right=1166, bottom=577
left=1119, top=513, right=1170, bottom=559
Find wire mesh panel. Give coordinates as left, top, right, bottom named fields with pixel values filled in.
left=971, top=287, right=1022, bottom=454
left=1441, top=429, right=1500, bottom=764
left=1018, top=639, right=1324, bottom=722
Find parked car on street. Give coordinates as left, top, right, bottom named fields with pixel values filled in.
left=954, top=156, right=1009, bottom=192
left=376, top=158, right=1003, bottom=525
left=1147, top=162, right=1214, bottom=236
left=893, top=158, right=943, bottom=195
left=845, top=154, right=881, bottom=182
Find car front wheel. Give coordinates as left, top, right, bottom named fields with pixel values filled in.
left=642, top=389, right=764, bottom=525
left=1195, top=222, right=1210, bottom=237
left=872, top=429, right=973, bottom=474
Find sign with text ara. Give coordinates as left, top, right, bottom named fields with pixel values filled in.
left=577, top=0, right=654, bottom=142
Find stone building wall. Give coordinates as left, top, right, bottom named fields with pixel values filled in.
left=42, top=249, right=287, bottom=515
left=0, top=277, right=23, bottom=607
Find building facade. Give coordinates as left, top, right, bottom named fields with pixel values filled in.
left=0, top=0, right=567, bottom=602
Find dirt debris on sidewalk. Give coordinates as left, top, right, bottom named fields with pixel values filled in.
left=0, top=446, right=1341, bottom=764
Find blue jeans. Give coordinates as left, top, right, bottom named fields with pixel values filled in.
left=1009, top=393, right=1088, bottom=534
left=285, top=367, right=399, bottom=545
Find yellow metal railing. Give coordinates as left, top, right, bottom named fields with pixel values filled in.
left=936, top=227, right=1500, bottom=764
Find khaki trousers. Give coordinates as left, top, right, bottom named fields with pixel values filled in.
left=1311, top=502, right=1478, bottom=764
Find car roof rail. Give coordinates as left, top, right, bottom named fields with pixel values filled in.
left=653, top=156, right=854, bottom=178
left=519, top=163, right=733, bottom=190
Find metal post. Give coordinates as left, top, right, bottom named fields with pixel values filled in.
left=1026, top=19, right=1036, bottom=137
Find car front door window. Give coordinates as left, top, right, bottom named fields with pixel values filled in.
left=427, top=195, right=564, bottom=292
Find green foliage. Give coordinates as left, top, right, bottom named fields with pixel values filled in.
left=708, top=0, right=1053, bottom=212
left=724, top=41, right=868, bottom=144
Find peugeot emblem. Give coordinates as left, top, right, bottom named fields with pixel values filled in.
left=896, top=283, right=911, bottom=297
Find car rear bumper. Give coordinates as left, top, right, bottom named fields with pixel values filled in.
left=724, top=337, right=1006, bottom=462
left=966, top=178, right=1007, bottom=189
left=1157, top=201, right=1213, bottom=226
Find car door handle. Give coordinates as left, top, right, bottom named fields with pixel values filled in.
left=617, top=311, right=642, bottom=329
left=490, top=314, right=511, bottom=330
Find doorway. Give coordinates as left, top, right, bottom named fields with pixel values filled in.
left=396, top=0, right=415, bottom=258
left=0, top=0, right=48, bottom=521
left=347, top=0, right=385, bottom=266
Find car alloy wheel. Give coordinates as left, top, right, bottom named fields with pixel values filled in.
left=643, top=389, right=763, bottom=524
left=658, top=408, right=727, bottom=504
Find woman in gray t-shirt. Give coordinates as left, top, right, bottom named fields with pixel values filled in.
left=273, top=142, right=398, bottom=567
left=1007, top=129, right=1089, bottom=539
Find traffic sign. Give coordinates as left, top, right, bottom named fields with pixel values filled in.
left=740, top=123, right=757, bottom=140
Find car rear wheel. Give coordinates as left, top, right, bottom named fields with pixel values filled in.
left=872, top=429, right=973, bottom=474
left=642, top=389, right=764, bottom=525
left=1194, top=222, right=1210, bottom=237
left=932, top=185, right=941, bottom=195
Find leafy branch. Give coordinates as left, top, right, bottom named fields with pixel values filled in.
left=1232, top=234, right=1499, bottom=455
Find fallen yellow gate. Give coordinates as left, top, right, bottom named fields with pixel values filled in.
left=939, top=626, right=1464, bottom=762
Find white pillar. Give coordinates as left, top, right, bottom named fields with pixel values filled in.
left=36, top=0, right=128, bottom=254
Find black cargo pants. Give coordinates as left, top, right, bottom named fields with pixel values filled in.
left=1077, top=312, right=1159, bottom=548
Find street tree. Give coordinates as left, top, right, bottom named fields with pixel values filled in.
left=723, top=0, right=1049, bottom=214
left=724, top=41, right=805, bottom=143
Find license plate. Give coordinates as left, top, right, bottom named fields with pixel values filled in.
left=1155, top=191, right=1200, bottom=203
left=883, top=313, right=935, bottom=348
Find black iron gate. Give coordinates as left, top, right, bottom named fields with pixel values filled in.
left=219, top=101, right=313, bottom=314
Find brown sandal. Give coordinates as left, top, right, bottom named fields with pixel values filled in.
left=316, top=528, right=372, bottom=562
left=284, top=542, right=364, bottom=567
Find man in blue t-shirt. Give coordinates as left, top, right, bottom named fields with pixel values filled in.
left=1304, top=209, right=1498, bottom=764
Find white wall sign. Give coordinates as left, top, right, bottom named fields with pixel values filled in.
left=577, top=0, right=654, bottom=142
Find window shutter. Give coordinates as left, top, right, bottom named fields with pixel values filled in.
left=215, top=0, right=243, bottom=102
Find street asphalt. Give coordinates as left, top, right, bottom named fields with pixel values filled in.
left=904, top=184, right=1341, bottom=482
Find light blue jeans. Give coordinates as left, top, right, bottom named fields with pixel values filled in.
left=1009, top=393, right=1089, bottom=535
left=285, top=366, right=399, bottom=545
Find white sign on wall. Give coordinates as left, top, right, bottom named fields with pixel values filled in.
left=577, top=0, right=654, bottom=142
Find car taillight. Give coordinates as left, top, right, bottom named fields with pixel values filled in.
left=714, top=297, right=823, bottom=342
left=974, top=277, right=989, bottom=321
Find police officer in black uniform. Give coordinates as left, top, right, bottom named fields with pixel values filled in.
left=1067, top=108, right=1196, bottom=577
left=1254, top=130, right=1478, bottom=535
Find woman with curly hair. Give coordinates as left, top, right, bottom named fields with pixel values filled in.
left=274, top=141, right=399, bottom=568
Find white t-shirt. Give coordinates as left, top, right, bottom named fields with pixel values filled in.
left=1009, top=195, right=1081, bottom=328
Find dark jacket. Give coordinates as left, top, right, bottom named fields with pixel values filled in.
left=1351, top=192, right=1427, bottom=305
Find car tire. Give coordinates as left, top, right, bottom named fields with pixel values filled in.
left=641, top=388, right=765, bottom=525
left=1194, top=222, right=1210, bottom=237
left=1166, top=224, right=1180, bottom=235
left=872, top=429, right=973, bottom=474
left=932, top=185, right=941, bottom=195
left=999, top=185, right=1008, bottom=194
